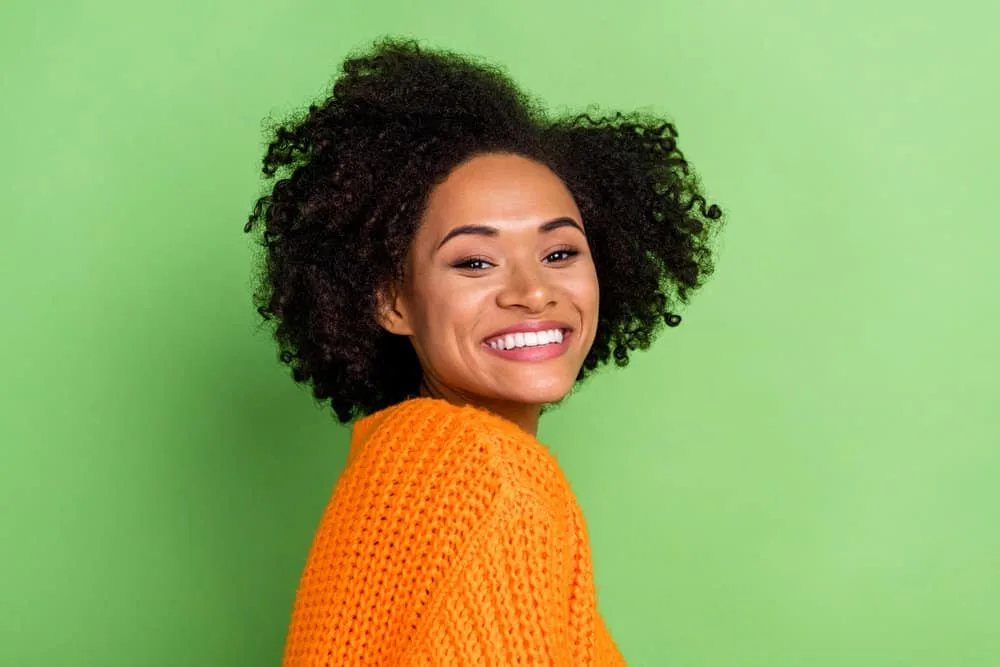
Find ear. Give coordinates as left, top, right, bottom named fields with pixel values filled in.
left=375, top=281, right=414, bottom=336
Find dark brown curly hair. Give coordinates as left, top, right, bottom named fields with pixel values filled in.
left=244, top=37, right=724, bottom=423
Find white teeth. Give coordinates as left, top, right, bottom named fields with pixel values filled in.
left=487, top=328, right=566, bottom=351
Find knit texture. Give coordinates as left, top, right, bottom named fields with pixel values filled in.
left=282, top=397, right=626, bottom=666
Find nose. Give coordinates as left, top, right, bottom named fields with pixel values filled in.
left=495, top=258, right=556, bottom=313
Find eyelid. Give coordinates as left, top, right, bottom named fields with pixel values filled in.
left=543, top=245, right=581, bottom=262
left=451, top=255, right=495, bottom=270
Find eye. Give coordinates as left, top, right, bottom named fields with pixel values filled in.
left=543, top=247, right=580, bottom=264
left=451, top=256, right=495, bottom=271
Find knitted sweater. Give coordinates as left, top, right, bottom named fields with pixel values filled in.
left=282, top=397, right=625, bottom=666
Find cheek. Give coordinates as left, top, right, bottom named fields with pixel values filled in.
left=570, top=263, right=601, bottom=312
left=413, top=275, right=486, bottom=339
left=588, top=264, right=600, bottom=306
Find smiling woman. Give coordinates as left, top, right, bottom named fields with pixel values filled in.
left=376, top=154, right=600, bottom=433
left=244, top=37, right=723, bottom=666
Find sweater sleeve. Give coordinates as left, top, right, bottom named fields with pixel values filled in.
left=404, top=483, right=596, bottom=665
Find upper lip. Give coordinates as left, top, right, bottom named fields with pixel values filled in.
left=483, top=320, right=573, bottom=342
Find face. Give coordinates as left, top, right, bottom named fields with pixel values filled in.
left=379, top=152, right=600, bottom=409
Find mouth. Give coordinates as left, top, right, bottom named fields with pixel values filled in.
left=482, top=321, right=574, bottom=362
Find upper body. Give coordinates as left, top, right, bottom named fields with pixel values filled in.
left=282, top=397, right=625, bottom=665
left=245, top=37, right=721, bottom=667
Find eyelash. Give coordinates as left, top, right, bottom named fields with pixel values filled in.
left=452, top=247, right=580, bottom=271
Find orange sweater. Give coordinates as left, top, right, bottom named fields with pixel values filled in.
left=282, top=397, right=626, bottom=666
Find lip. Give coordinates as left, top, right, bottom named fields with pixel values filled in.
left=482, top=320, right=573, bottom=344
left=482, top=328, right=574, bottom=363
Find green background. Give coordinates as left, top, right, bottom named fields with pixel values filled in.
left=2, top=1, right=998, bottom=665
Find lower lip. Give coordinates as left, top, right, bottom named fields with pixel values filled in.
left=482, top=331, right=573, bottom=362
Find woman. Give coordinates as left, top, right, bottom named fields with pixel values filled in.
left=245, top=37, right=723, bottom=666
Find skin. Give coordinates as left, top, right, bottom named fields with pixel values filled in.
left=378, top=152, right=600, bottom=435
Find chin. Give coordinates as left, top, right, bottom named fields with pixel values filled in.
left=500, top=376, right=575, bottom=406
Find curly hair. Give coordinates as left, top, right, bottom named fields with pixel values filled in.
left=244, top=37, right=724, bottom=423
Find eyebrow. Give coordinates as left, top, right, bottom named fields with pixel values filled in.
left=435, top=217, right=585, bottom=252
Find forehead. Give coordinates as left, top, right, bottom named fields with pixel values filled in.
left=421, top=153, right=580, bottom=227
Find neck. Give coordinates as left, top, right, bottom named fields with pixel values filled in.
left=419, top=377, right=540, bottom=436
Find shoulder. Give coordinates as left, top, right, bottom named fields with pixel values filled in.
left=321, top=399, right=530, bottom=582
left=345, top=398, right=569, bottom=509
left=372, top=398, right=572, bottom=516
left=350, top=397, right=513, bottom=471
left=339, top=399, right=511, bottom=526
left=351, top=397, right=525, bottom=460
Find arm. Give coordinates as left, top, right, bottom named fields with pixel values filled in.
left=404, top=484, right=594, bottom=665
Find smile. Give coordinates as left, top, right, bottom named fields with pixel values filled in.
left=481, top=323, right=574, bottom=362
left=486, top=328, right=565, bottom=351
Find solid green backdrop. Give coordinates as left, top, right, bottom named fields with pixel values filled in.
left=2, top=1, right=998, bottom=665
